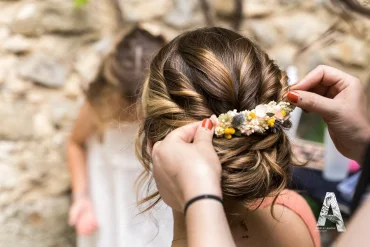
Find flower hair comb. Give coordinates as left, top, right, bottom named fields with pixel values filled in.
left=210, top=101, right=295, bottom=139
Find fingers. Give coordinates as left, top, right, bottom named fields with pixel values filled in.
left=77, top=212, right=98, bottom=236
left=166, top=121, right=200, bottom=143
left=193, top=119, right=214, bottom=144
left=286, top=90, right=336, bottom=117
left=291, top=65, right=350, bottom=96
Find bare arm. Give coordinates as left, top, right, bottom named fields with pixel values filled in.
left=67, top=101, right=97, bottom=198
left=185, top=199, right=236, bottom=247
left=152, top=121, right=236, bottom=247
left=335, top=199, right=370, bottom=247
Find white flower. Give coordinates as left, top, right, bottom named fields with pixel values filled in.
left=215, top=126, right=224, bottom=137
left=244, top=129, right=254, bottom=135
left=255, top=105, right=267, bottom=118
left=229, top=109, right=238, bottom=117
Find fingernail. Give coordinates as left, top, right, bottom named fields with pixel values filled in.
left=287, top=91, right=300, bottom=104
left=201, top=119, right=213, bottom=130
left=282, top=91, right=288, bottom=99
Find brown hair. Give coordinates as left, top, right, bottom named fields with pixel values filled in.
left=136, top=27, right=299, bottom=211
left=87, top=26, right=166, bottom=124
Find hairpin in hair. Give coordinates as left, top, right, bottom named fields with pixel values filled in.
left=210, top=101, right=295, bottom=139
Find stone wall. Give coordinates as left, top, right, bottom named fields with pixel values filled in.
left=0, top=0, right=369, bottom=246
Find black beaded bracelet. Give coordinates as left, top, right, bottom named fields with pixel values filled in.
left=184, top=195, right=223, bottom=216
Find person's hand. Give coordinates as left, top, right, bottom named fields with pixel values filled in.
left=287, top=65, right=370, bottom=163
left=151, top=119, right=222, bottom=212
left=68, top=197, right=98, bottom=235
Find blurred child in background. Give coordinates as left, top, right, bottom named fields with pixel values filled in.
left=67, top=26, right=172, bottom=247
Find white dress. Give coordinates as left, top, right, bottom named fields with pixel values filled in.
left=77, top=123, right=173, bottom=247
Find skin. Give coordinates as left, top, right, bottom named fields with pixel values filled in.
left=151, top=122, right=314, bottom=247
left=67, top=102, right=99, bottom=236
left=288, top=65, right=370, bottom=164
left=151, top=65, right=370, bottom=246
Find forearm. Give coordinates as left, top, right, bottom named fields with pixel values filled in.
left=335, top=199, right=370, bottom=247
left=357, top=125, right=370, bottom=165
left=337, top=134, right=370, bottom=246
left=67, top=139, right=89, bottom=198
left=186, top=199, right=236, bottom=247
left=184, top=179, right=236, bottom=247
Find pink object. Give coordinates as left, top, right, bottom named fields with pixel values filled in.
left=275, top=110, right=284, bottom=120
left=349, top=160, right=361, bottom=173
left=249, top=189, right=321, bottom=247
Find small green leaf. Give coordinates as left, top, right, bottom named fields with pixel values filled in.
left=234, top=129, right=242, bottom=137
left=74, top=0, right=89, bottom=8
left=266, top=112, right=274, bottom=117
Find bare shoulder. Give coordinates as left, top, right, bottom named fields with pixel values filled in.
left=260, top=204, right=315, bottom=247
left=70, top=101, right=99, bottom=144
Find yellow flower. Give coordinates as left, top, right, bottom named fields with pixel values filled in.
left=224, top=127, right=235, bottom=135
left=281, top=110, right=287, bottom=117
left=248, top=112, right=256, bottom=121
left=224, top=134, right=232, bottom=140
left=267, top=118, right=275, bottom=127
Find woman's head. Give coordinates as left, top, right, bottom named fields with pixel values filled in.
left=137, top=27, right=298, bottom=209
left=87, top=26, right=166, bottom=122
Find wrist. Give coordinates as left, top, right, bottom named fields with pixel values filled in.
left=184, top=194, right=223, bottom=216
left=72, top=191, right=89, bottom=202
left=183, top=178, right=222, bottom=204
left=355, top=125, right=370, bottom=165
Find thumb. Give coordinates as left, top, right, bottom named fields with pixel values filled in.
left=193, top=118, right=214, bottom=145
left=287, top=90, right=336, bottom=118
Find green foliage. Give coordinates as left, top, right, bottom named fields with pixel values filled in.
left=297, top=113, right=326, bottom=143
left=74, top=0, right=89, bottom=8
left=302, top=194, right=321, bottom=220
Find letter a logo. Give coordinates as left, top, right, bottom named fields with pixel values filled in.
left=317, top=192, right=346, bottom=232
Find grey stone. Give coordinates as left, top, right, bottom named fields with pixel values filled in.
left=0, top=165, right=21, bottom=189
left=0, top=141, right=16, bottom=161
left=10, top=0, right=95, bottom=36
left=301, top=50, right=328, bottom=75
left=243, top=0, right=274, bottom=18
left=214, top=0, right=234, bottom=16
left=164, top=0, right=197, bottom=28
left=32, top=111, right=54, bottom=138
left=0, top=196, right=74, bottom=247
left=3, top=71, right=32, bottom=95
left=215, top=0, right=274, bottom=18
left=3, top=34, right=32, bottom=54
left=0, top=27, right=10, bottom=45
left=0, top=55, right=17, bottom=85
left=118, top=0, right=172, bottom=22
left=0, top=101, right=35, bottom=141
left=0, top=2, right=22, bottom=25
left=248, top=21, right=279, bottom=48
left=326, top=36, right=370, bottom=68
left=49, top=97, right=80, bottom=130
left=269, top=45, right=297, bottom=69
left=63, top=74, right=83, bottom=100
left=73, top=36, right=114, bottom=88
left=285, top=13, right=327, bottom=45
left=18, top=53, right=67, bottom=88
